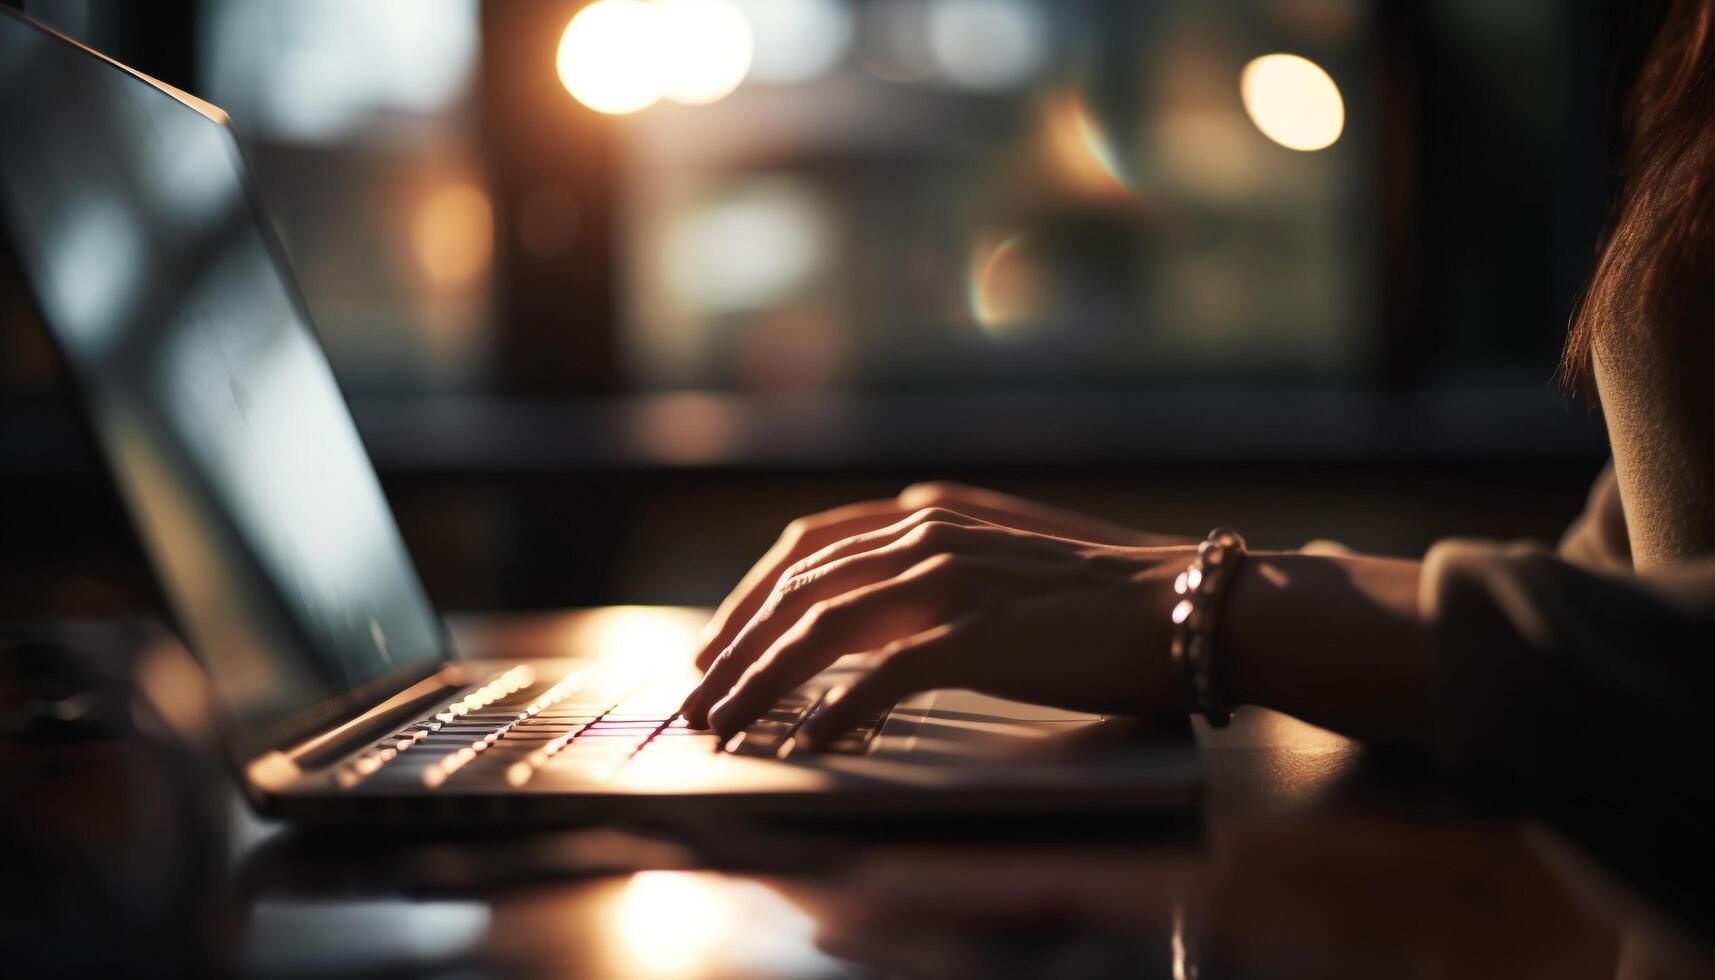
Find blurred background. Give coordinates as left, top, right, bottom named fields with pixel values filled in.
left=0, top=0, right=1655, bottom=620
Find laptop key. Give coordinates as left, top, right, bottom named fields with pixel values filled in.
left=723, top=725, right=792, bottom=756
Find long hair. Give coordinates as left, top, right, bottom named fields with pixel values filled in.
left=1561, top=0, right=1715, bottom=394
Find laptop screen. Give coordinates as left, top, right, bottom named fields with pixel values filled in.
left=0, top=11, right=449, bottom=757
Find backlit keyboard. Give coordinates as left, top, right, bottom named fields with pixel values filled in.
left=718, top=690, right=890, bottom=758
left=332, top=664, right=888, bottom=791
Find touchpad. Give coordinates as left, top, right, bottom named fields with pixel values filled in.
left=926, top=690, right=1100, bottom=722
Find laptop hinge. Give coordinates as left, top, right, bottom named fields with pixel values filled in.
left=254, top=664, right=472, bottom=782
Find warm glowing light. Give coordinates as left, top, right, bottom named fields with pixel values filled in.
left=968, top=232, right=1044, bottom=336
left=412, top=182, right=493, bottom=287
left=558, top=0, right=667, bottom=114
left=1239, top=53, right=1345, bottom=151
left=564, top=607, right=706, bottom=684
left=1043, top=90, right=1130, bottom=199
left=657, top=0, right=754, bottom=105
left=613, top=873, right=731, bottom=978
left=607, top=872, right=825, bottom=978
left=556, top=0, right=753, bottom=112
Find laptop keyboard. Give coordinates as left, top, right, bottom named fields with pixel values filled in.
left=333, top=665, right=888, bottom=791
left=719, top=691, right=889, bottom=758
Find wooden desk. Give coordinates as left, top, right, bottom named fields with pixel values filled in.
left=1, top=612, right=1708, bottom=979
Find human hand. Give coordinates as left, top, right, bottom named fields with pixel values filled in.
left=692, top=481, right=1188, bottom=674
left=680, top=505, right=1197, bottom=748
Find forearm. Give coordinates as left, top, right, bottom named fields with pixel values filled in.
left=1221, top=552, right=1432, bottom=750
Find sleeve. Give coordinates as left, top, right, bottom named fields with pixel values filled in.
left=1557, top=460, right=1633, bottom=574
left=1421, top=538, right=1715, bottom=811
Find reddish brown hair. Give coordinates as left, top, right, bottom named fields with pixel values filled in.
left=1562, top=0, right=1715, bottom=393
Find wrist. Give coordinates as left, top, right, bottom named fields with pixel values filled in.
left=1218, top=553, right=1288, bottom=710
left=1131, top=555, right=1198, bottom=713
left=1215, top=551, right=1431, bottom=745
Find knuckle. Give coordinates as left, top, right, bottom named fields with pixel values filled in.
left=913, top=551, right=962, bottom=576
left=906, top=519, right=961, bottom=551
left=801, top=598, right=838, bottom=633
left=776, top=563, right=817, bottom=593
left=781, top=548, right=816, bottom=576
left=781, top=516, right=813, bottom=543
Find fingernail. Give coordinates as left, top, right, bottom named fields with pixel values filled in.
left=777, top=733, right=811, bottom=758
left=707, top=700, right=738, bottom=739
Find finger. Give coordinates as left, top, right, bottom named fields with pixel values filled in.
left=788, top=620, right=978, bottom=753
left=778, top=507, right=993, bottom=584
left=693, top=499, right=907, bottom=670
left=705, top=563, right=960, bottom=737
left=704, top=554, right=1045, bottom=737
left=898, top=481, right=1149, bottom=547
left=783, top=505, right=1083, bottom=589
left=682, top=541, right=935, bottom=726
left=688, top=511, right=979, bottom=722
left=684, top=517, right=1066, bottom=726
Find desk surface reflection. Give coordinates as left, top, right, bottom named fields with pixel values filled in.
left=2, top=611, right=1708, bottom=980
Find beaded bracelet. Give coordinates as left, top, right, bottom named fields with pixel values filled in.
left=1168, top=528, right=1247, bottom=727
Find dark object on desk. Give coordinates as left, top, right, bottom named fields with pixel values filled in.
left=0, top=625, right=229, bottom=978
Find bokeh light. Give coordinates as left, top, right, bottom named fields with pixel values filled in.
left=734, top=0, right=852, bottom=84
left=557, top=0, right=757, bottom=112
left=412, top=182, right=493, bottom=287
left=663, top=179, right=829, bottom=314
left=1239, top=53, right=1345, bottom=151
left=926, top=0, right=1049, bottom=92
left=557, top=0, right=667, bottom=115
left=657, top=0, right=754, bottom=105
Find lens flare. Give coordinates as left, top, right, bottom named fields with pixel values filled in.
left=1042, top=89, right=1130, bottom=199
left=1239, top=53, right=1344, bottom=151
left=968, top=232, right=1043, bottom=336
left=558, top=0, right=667, bottom=115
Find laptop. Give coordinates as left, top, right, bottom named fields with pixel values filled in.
left=0, top=8, right=1196, bottom=825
